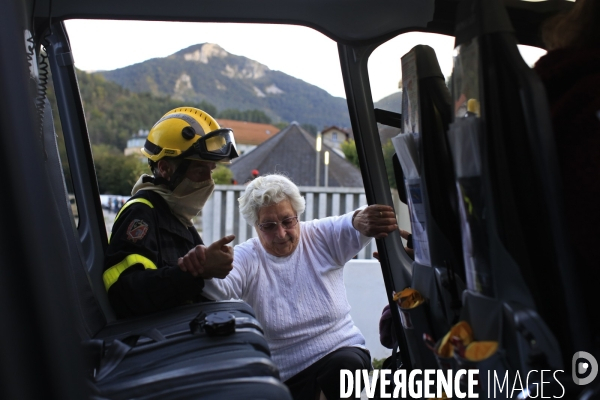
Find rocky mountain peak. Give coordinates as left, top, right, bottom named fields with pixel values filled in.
left=183, top=43, right=228, bottom=64
left=222, top=59, right=268, bottom=80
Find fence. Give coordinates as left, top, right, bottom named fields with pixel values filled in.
left=201, top=185, right=407, bottom=259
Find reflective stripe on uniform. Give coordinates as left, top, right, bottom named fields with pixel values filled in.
left=103, top=254, right=158, bottom=291
left=108, top=198, right=154, bottom=243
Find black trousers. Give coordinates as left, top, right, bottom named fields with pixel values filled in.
left=284, top=347, right=371, bottom=400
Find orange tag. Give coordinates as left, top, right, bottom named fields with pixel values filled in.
left=438, top=321, right=473, bottom=358
left=394, top=288, right=424, bottom=309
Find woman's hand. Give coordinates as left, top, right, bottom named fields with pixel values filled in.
left=178, top=235, right=235, bottom=279
left=351, top=205, right=398, bottom=239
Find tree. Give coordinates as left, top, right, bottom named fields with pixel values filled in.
left=218, top=109, right=272, bottom=123
left=340, top=139, right=359, bottom=168
left=341, top=138, right=397, bottom=189
left=93, top=144, right=147, bottom=195
left=212, top=165, right=234, bottom=184
left=74, top=69, right=218, bottom=150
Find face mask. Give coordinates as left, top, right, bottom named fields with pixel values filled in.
left=132, top=174, right=215, bottom=227
left=164, top=178, right=215, bottom=226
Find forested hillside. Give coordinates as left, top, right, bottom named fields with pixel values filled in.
left=49, top=70, right=274, bottom=194
left=76, top=70, right=217, bottom=150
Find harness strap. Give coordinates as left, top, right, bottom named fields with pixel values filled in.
left=113, top=198, right=154, bottom=225
left=103, top=254, right=157, bottom=292
left=166, top=159, right=191, bottom=191
left=94, top=340, right=131, bottom=382
left=108, top=198, right=154, bottom=243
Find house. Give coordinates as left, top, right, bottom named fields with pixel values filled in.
left=320, top=126, right=352, bottom=156
left=124, top=129, right=149, bottom=157
left=228, top=122, right=363, bottom=187
left=216, top=119, right=280, bottom=155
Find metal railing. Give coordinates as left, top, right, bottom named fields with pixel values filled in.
left=202, top=185, right=407, bottom=259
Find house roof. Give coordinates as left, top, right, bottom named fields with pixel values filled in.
left=216, top=119, right=280, bottom=146
left=229, top=123, right=363, bottom=187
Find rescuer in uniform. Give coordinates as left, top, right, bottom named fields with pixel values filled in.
left=103, top=107, right=239, bottom=318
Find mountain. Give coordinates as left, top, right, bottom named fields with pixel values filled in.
left=99, top=43, right=350, bottom=129
left=374, top=91, right=402, bottom=146
left=374, top=91, right=402, bottom=114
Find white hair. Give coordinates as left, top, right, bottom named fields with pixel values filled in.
left=238, top=173, right=306, bottom=226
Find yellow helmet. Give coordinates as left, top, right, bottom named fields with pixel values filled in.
left=142, top=107, right=239, bottom=163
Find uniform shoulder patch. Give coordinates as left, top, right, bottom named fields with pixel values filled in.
left=126, top=219, right=149, bottom=242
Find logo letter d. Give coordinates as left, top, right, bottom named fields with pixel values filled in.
left=572, top=351, right=598, bottom=385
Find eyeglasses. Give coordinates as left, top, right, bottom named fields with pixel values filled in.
left=258, top=216, right=299, bottom=233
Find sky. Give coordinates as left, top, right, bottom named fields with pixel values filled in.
left=64, top=20, right=547, bottom=103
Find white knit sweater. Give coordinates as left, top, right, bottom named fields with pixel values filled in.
left=202, top=210, right=371, bottom=381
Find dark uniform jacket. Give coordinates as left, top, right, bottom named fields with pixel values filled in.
left=103, top=190, right=206, bottom=318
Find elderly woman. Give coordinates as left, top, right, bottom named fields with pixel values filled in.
left=180, top=173, right=397, bottom=400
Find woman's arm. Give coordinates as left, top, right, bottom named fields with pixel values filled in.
left=195, top=241, right=255, bottom=301
left=310, top=204, right=398, bottom=266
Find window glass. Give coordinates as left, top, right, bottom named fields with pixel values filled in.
left=65, top=20, right=349, bottom=235
left=367, top=32, right=456, bottom=236
left=369, top=33, right=546, bottom=114
left=63, top=20, right=371, bottom=237
left=367, top=32, right=546, bottom=245
left=65, top=19, right=390, bottom=361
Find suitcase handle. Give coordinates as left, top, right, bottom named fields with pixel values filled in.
left=190, top=311, right=236, bottom=337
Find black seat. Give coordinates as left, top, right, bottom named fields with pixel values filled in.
left=389, top=44, right=466, bottom=369
left=447, top=0, right=590, bottom=393
left=405, top=45, right=466, bottom=327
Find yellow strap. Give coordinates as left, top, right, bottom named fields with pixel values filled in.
left=108, top=198, right=154, bottom=243
left=103, top=254, right=157, bottom=291
left=114, top=198, right=154, bottom=224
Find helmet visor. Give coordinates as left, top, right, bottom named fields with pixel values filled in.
left=181, top=128, right=239, bottom=162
